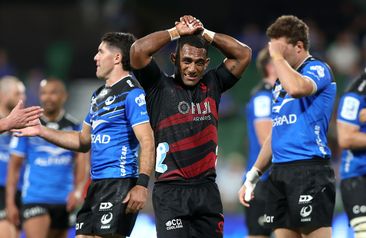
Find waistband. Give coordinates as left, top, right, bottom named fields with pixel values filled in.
left=273, top=158, right=331, bottom=167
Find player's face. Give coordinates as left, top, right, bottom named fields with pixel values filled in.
left=178, top=44, right=209, bottom=87
left=39, top=81, right=67, bottom=114
left=271, top=37, right=302, bottom=68
left=94, top=42, right=118, bottom=80
left=6, top=82, right=25, bottom=110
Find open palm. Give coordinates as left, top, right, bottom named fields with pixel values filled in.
left=12, top=119, right=42, bottom=137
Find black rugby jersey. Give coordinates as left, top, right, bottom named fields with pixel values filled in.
left=134, top=59, right=239, bottom=182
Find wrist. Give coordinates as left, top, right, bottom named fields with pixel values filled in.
left=136, top=173, right=150, bottom=188
left=201, top=28, right=216, bottom=43
left=271, top=53, right=284, bottom=61
left=167, top=27, right=180, bottom=41
left=245, top=167, right=262, bottom=184
left=73, top=190, right=82, bottom=200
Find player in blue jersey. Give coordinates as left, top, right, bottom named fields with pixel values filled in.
left=12, top=32, right=155, bottom=238
left=243, top=47, right=276, bottom=238
left=238, top=15, right=336, bottom=238
left=337, top=70, right=366, bottom=238
left=0, top=76, right=28, bottom=238
left=6, top=78, right=88, bottom=238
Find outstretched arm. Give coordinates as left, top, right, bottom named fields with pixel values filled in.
left=0, top=100, right=43, bottom=133
left=12, top=122, right=91, bottom=152
left=130, top=16, right=203, bottom=70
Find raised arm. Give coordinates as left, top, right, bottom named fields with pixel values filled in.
left=130, top=16, right=203, bottom=70
left=12, top=122, right=91, bottom=152
left=208, top=32, right=252, bottom=78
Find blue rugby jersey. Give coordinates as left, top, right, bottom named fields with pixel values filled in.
left=0, top=131, right=23, bottom=190
left=84, top=75, right=149, bottom=180
left=10, top=113, right=80, bottom=204
left=245, top=82, right=272, bottom=180
left=337, top=92, right=366, bottom=179
left=271, top=57, right=336, bottom=163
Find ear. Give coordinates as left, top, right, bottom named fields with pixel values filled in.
left=204, top=58, right=210, bottom=70
left=295, top=41, right=304, bottom=52
left=114, top=52, right=122, bottom=64
left=170, top=53, right=176, bottom=64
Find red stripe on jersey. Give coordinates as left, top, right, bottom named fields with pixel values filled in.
left=157, top=97, right=218, bottom=130
left=159, top=152, right=216, bottom=179
left=169, top=125, right=217, bottom=153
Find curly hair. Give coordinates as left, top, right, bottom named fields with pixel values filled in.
left=266, top=15, right=310, bottom=50
left=101, top=32, right=136, bottom=71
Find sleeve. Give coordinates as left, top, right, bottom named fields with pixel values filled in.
left=253, top=92, right=272, bottom=120
left=212, top=63, right=241, bottom=93
left=84, top=94, right=94, bottom=126
left=301, top=61, right=333, bottom=93
left=9, top=136, right=27, bottom=158
left=337, top=93, right=363, bottom=127
left=132, top=59, right=162, bottom=91
left=125, top=88, right=150, bottom=127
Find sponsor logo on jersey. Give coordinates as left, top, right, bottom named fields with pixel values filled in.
left=23, top=206, right=47, bottom=219
left=99, top=202, right=113, bottom=211
left=105, top=96, right=116, bottom=106
left=340, top=96, right=360, bottom=121
left=309, top=65, right=325, bottom=78
left=135, top=94, right=146, bottom=106
left=165, top=218, right=183, bottom=230
left=34, top=156, right=72, bottom=166
left=299, top=195, right=313, bottom=204
left=36, top=146, right=68, bottom=156
left=126, top=79, right=134, bottom=87
left=263, top=214, right=274, bottom=223
left=75, top=222, right=84, bottom=230
left=91, top=134, right=111, bottom=144
left=272, top=114, right=297, bottom=127
left=178, top=101, right=212, bottom=122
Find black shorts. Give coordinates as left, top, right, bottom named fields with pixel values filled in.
left=0, top=186, right=21, bottom=221
left=21, top=204, right=70, bottom=229
left=244, top=180, right=272, bottom=236
left=341, top=175, right=366, bottom=226
left=153, top=180, right=224, bottom=238
left=264, top=159, right=335, bottom=229
left=76, top=178, right=138, bottom=237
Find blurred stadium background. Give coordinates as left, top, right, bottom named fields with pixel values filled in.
left=0, top=0, right=365, bottom=237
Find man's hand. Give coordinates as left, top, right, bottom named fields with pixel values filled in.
left=175, top=15, right=203, bottom=36
left=66, top=189, right=84, bottom=212
left=6, top=202, right=20, bottom=226
left=238, top=183, right=254, bottom=207
left=11, top=119, right=42, bottom=137
left=122, top=185, right=148, bottom=214
left=268, top=40, right=287, bottom=60
left=5, top=100, right=43, bottom=130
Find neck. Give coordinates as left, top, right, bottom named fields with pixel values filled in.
left=105, top=69, right=130, bottom=87
left=294, top=51, right=311, bottom=70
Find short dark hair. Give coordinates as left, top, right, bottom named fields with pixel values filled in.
left=175, top=35, right=209, bottom=57
left=266, top=15, right=310, bottom=50
left=256, top=47, right=271, bottom=78
left=101, top=32, right=136, bottom=71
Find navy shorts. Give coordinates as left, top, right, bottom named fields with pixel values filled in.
left=264, top=159, right=335, bottom=229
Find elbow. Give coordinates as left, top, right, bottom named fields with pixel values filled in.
left=240, top=45, right=252, bottom=68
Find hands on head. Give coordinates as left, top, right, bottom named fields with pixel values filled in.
left=175, top=15, right=204, bottom=36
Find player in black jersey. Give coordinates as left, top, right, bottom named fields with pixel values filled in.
left=131, top=15, right=251, bottom=238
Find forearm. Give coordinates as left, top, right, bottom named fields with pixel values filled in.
left=40, top=126, right=89, bottom=152
left=253, top=133, right=272, bottom=173
left=130, top=30, right=171, bottom=69
left=74, top=153, right=88, bottom=192
left=339, top=131, right=366, bottom=150
left=0, top=117, right=10, bottom=133
left=138, top=136, right=155, bottom=176
left=272, top=58, right=313, bottom=97
left=6, top=159, right=21, bottom=207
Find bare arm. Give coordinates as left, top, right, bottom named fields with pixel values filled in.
left=130, top=16, right=203, bottom=70
left=123, top=122, right=155, bottom=214
left=6, top=154, right=23, bottom=225
left=13, top=122, right=91, bottom=152
left=269, top=41, right=315, bottom=98
left=253, top=131, right=273, bottom=173
left=210, top=33, right=252, bottom=78
left=254, top=120, right=272, bottom=146
left=337, top=121, right=366, bottom=150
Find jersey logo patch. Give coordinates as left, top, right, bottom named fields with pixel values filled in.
left=135, top=94, right=146, bottom=106
left=309, top=65, right=325, bottom=79
left=92, top=119, right=108, bottom=130
left=105, top=96, right=116, bottom=106
left=340, top=96, right=360, bottom=121
left=254, top=95, right=271, bottom=117
left=272, top=98, right=295, bottom=113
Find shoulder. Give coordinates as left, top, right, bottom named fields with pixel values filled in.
left=300, top=57, right=333, bottom=81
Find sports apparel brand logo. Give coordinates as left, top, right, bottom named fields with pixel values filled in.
left=135, top=94, right=146, bottom=106
left=263, top=214, right=274, bottom=223
left=91, top=119, right=108, bottom=130
left=99, top=202, right=113, bottom=211
left=300, top=205, right=312, bottom=222
left=105, top=96, right=116, bottom=106
left=101, top=212, right=113, bottom=224
left=272, top=98, right=295, bottom=113
left=165, top=218, right=183, bottom=230
left=299, top=195, right=313, bottom=204
left=353, top=205, right=366, bottom=214
left=23, top=206, right=47, bottom=219
left=126, top=80, right=134, bottom=87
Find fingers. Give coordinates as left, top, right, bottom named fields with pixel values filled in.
left=24, top=106, right=43, bottom=114
left=14, top=100, right=24, bottom=109
left=25, top=118, right=41, bottom=127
